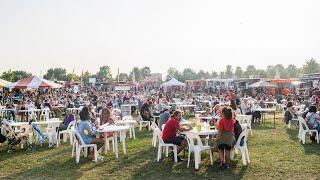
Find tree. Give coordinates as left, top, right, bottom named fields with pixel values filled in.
left=166, top=67, right=181, bottom=81
left=66, top=73, right=80, bottom=82
left=286, top=64, right=300, bottom=78
left=273, top=64, right=287, bottom=78
left=234, top=66, right=243, bottom=79
left=225, top=65, right=233, bottom=78
left=1, top=70, right=32, bottom=82
left=219, top=71, right=226, bottom=79
left=81, top=71, right=92, bottom=86
left=44, top=67, right=67, bottom=81
left=129, top=67, right=141, bottom=82
left=96, top=65, right=112, bottom=83
left=197, top=70, right=210, bottom=79
left=210, top=71, right=219, bottom=78
left=181, top=68, right=197, bottom=82
left=302, top=58, right=320, bottom=74
left=244, top=65, right=257, bottom=78
left=1, top=70, right=14, bottom=82
left=266, top=65, right=276, bottom=78
left=256, top=69, right=267, bottom=78
left=140, top=66, right=151, bottom=80
left=119, top=73, right=129, bottom=82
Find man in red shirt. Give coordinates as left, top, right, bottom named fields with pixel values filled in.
left=162, top=110, right=191, bottom=161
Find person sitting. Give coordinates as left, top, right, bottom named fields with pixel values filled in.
left=140, top=100, right=153, bottom=122
left=77, top=107, right=104, bottom=161
left=284, top=102, right=297, bottom=128
left=305, top=105, right=320, bottom=142
left=58, top=111, right=75, bottom=132
left=216, top=107, right=235, bottom=169
left=100, top=107, right=115, bottom=139
left=159, top=108, right=170, bottom=130
left=162, top=110, right=191, bottom=162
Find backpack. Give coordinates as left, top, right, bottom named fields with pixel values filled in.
left=234, top=120, right=243, bottom=141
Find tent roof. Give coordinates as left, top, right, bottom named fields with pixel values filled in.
left=162, top=78, right=185, bottom=87
left=6, top=75, right=62, bottom=89
left=248, top=81, right=277, bottom=88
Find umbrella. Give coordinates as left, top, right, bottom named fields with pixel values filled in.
left=0, top=79, right=12, bottom=87
left=6, top=75, right=62, bottom=89
left=248, top=81, right=277, bottom=88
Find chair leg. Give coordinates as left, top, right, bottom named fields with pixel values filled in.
left=157, top=146, right=161, bottom=162
left=194, top=149, right=199, bottom=169
left=165, top=147, right=169, bottom=157
left=187, top=151, right=191, bottom=168
left=173, top=146, right=177, bottom=163
left=241, top=148, right=247, bottom=165
left=76, top=147, right=80, bottom=163
left=139, top=122, right=142, bottom=131
left=209, top=150, right=213, bottom=165
left=245, top=146, right=250, bottom=164
left=84, top=147, right=88, bottom=157
left=94, top=146, right=98, bottom=162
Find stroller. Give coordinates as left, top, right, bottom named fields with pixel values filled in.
left=29, top=120, right=57, bottom=149
left=1, top=119, right=33, bottom=153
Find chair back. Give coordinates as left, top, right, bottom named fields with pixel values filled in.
left=235, top=128, right=249, bottom=147
left=185, top=131, right=204, bottom=150
left=154, top=128, right=164, bottom=144
left=72, top=129, right=85, bottom=146
left=67, top=120, right=77, bottom=130
left=122, top=115, right=133, bottom=120
left=298, top=116, right=311, bottom=131
left=151, top=121, right=158, bottom=130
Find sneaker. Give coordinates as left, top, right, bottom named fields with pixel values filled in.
left=171, top=155, right=183, bottom=162
left=224, top=164, right=230, bottom=169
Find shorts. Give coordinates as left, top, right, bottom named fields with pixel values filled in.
left=218, top=144, right=232, bottom=151
left=164, top=136, right=184, bottom=146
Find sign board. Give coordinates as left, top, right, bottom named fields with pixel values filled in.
left=114, top=86, right=131, bottom=91
left=89, top=78, right=96, bottom=83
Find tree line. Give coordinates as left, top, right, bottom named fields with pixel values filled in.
left=0, top=58, right=319, bottom=85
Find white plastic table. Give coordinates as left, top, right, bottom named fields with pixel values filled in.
left=97, top=125, right=130, bottom=159
left=254, top=108, right=276, bottom=127
left=115, top=119, right=136, bottom=139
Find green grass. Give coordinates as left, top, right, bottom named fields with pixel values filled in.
left=1, top=115, right=320, bottom=180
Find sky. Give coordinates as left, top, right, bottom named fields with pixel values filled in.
left=0, top=0, right=320, bottom=77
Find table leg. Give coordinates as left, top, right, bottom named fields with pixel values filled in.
left=274, top=111, right=276, bottom=128
left=132, top=124, right=136, bottom=139
left=122, top=131, right=126, bottom=154
left=114, top=132, right=118, bottom=159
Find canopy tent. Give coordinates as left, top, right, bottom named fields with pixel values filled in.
left=6, top=75, right=62, bottom=89
left=248, top=81, right=277, bottom=88
left=162, top=78, right=186, bottom=88
left=0, top=79, right=12, bottom=87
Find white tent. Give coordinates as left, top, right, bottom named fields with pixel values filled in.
left=162, top=78, right=186, bottom=88
left=248, top=81, right=277, bottom=88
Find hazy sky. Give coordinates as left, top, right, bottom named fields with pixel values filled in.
left=0, top=0, right=319, bottom=77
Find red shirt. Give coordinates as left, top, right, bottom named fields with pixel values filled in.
left=218, top=118, right=234, bottom=132
left=162, top=117, right=180, bottom=141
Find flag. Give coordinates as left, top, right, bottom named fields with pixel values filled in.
left=117, top=68, right=120, bottom=83
left=132, top=71, right=136, bottom=82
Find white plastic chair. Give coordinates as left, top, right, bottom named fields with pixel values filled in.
left=238, top=115, right=252, bottom=135
left=298, top=117, right=319, bottom=144
left=151, top=121, right=158, bottom=147
left=72, top=129, right=98, bottom=163
left=40, top=108, right=50, bottom=121
left=57, top=120, right=77, bottom=147
left=185, top=131, right=213, bottom=169
left=231, top=129, right=250, bottom=165
left=155, top=128, right=177, bottom=162
left=138, top=112, right=151, bottom=131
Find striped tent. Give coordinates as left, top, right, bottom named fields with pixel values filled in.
left=0, top=79, right=12, bottom=87
left=6, top=75, right=62, bottom=89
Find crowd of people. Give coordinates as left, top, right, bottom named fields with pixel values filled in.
left=1, top=85, right=320, bottom=167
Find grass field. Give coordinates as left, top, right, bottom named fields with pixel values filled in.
left=1, top=116, right=320, bottom=180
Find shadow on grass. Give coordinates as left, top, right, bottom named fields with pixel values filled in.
left=4, top=158, right=83, bottom=179
left=0, top=143, right=65, bottom=162
left=129, top=150, right=248, bottom=179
